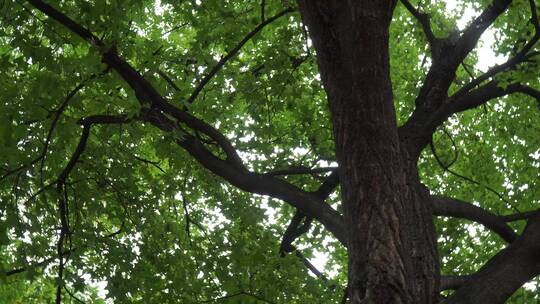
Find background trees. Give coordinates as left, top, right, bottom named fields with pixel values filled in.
left=0, top=0, right=539, bottom=303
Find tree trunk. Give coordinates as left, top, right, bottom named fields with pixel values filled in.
left=298, top=1, right=439, bottom=303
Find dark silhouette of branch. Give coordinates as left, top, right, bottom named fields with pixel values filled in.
left=444, top=213, right=540, bottom=303
left=132, top=155, right=166, bottom=173
left=398, top=0, right=516, bottom=157
left=260, top=0, right=266, bottom=22
left=502, top=209, right=540, bottom=222
left=5, top=222, right=124, bottom=277
left=280, top=210, right=313, bottom=255
left=25, top=0, right=347, bottom=246
left=430, top=82, right=540, bottom=131
left=279, top=171, right=340, bottom=253
left=186, top=7, right=294, bottom=104
left=64, top=286, right=86, bottom=304
left=430, top=137, right=517, bottom=211
left=400, top=0, right=436, bottom=48
left=264, top=166, right=337, bottom=177
left=451, top=0, right=512, bottom=63
left=1, top=71, right=107, bottom=185
left=452, top=13, right=540, bottom=101
left=294, top=249, right=330, bottom=283
left=432, top=196, right=517, bottom=243
left=26, top=0, right=103, bottom=46
left=39, top=70, right=109, bottom=185
left=157, top=69, right=181, bottom=92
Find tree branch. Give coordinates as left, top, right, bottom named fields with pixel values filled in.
left=430, top=82, right=540, bottom=130
left=264, top=166, right=337, bottom=177
left=399, top=0, right=436, bottom=48
left=280, top=210, right=312, bottom=254
left=452, top=0, right=512, bottom=63
left=26, top=1, right=347, bottom=246
left=186, top=7, right=294, bottom=104
left=440, top=275, right=472, bottom=291
left=452, top=2, right=540, bottom=101
left=398, top=0, right=515, bottom=157
left=432, top=196, right=517, bottom=243
left=26, top=0, right=102, bottom=46
left=140, top=109, right=347, bottom=244
left=502, top=209, right=540, bottom=222
left=444, top=213, right=540, bottom=304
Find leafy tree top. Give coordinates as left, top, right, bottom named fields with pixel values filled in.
left=0, top=0, right=539, bottom=303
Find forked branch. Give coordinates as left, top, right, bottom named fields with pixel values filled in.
left=26, top=0, right=347, bottom=246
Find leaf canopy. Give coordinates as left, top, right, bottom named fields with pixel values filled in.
left=0, top=0, right=539, bottom=302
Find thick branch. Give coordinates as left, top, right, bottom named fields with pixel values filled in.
left=444, top=213, right=540, bottom=304
left=398, top=0, right=515, bottom=157
left=452, top=0, right=512, bottom=63
left=453, top=17, right=540, bottom=100
left=430, top=82, right=540, bottom=130
left=280, top=210, right=313, bottom=254
left=264, top=166, right=337, bottom=177
left=502, top=209, right=540, bottom=222
left=440, top=275, right=472, bottom=291
left=432, top=196, right=517, bottom=243
left=140, top=110, right=347, bottom=244
left=26, top=1, right=347, bottom=245
left=26, top=0, right=102, bottom=46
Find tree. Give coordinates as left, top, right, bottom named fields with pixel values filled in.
left=1, top=0, right=539, bottom=303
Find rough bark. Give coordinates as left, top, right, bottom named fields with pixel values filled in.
left=298, top=1, right=438, bottom=303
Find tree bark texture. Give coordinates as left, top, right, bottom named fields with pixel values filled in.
left=298, top=1, right=439, bottom=303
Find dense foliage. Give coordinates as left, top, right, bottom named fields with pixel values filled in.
left=0, top=0, right=539, bottom=303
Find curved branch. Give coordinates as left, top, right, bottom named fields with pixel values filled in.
left=430, top=139, right=516, bottom=211
left=399, top=0, right=515, bottom=157
left=429, top=82, right=540, bottom=130
left=431, top=196, right=517, bottom=243
left=443, top=213, right=540, bottom=304
left=280, top=210, right=312, bottom=254
left=140, top=110, right=347, bottom=244
left=280, top=170, right=340, bottom=252
left=40, top=71, right=108, bottom=184
left=453, top=12, right=540, bottom=101
left=26, top=1, right=347, bottom=246
left=186, top=7, right=294, bottom=104
left=264, top=166, right=337, bottom=177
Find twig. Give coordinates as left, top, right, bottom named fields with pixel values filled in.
left=64, top=286, right=86, bottom=304
left=40, top=71, right=107, bottom=185
left=186, top=7, right=294, bottom=104
left=430, top=138, right=519, bottom=212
